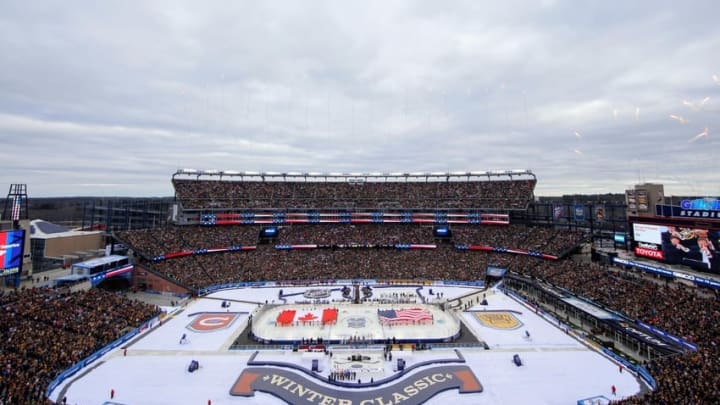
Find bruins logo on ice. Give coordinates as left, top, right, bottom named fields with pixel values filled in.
left=473, top=311, right=523, bottom=330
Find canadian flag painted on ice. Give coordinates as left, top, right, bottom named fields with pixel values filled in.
left=297, top=309, right=323, bottom=322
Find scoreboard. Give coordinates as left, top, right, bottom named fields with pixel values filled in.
left=630, top=221, right=719, bottom=273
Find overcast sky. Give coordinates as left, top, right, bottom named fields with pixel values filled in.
left=1, top=0, right=719, bottom=198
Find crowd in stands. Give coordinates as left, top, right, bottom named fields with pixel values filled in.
left=123, top=218, right=718, bottom=403
left=0, top=288, right=160, bottom=405
left=518, top=259, right=720, bottom=404
left=276, top=224, right=427, bottom=246
left=172, top=178, right=536, bottom=210
left=117, top=226, right=262, bottom=257
left=148, top=246, right=518, bottom=290
left=112, top=173, right=720, bottom=403
left=3, top=228, right=714, bottom=403
left=115, top=223, right=584, bottom=291
left=6, top=169, right=715, bottom=404
left=118, top=174, right=562, bottom=292
left=116, top=223, right=585, bottom=260
left=451, top=224, right=586, bottom=254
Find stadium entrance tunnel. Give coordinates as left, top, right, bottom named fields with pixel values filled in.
left=97, top=277, right=131, bottom=291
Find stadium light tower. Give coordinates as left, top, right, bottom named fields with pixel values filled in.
left=3, top=184, right=28, bottom=228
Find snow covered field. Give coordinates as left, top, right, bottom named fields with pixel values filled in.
left=51, top=285, right=642, bottom=405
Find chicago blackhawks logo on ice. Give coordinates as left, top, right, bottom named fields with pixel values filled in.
left=187, top=312, right=240, bottom=332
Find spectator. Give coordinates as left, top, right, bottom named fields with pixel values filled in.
left=0, top=288, right=160, bottom=405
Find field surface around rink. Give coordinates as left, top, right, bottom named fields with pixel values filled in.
left=51, top=284, right=642, bottom=405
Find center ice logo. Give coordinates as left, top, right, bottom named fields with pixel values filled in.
left=230, top=365, right=483, bottom=404
left=473, top=311, right=523, bottom=330
left=346, top=317, right=367, bottom=328
left=187, top=312, right=239, bottom=332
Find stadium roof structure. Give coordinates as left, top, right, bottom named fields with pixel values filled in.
left=29, top=219, right=69, bottom=235
left=29, top=219, right=103, bottom=240
left=172, top=169, right=536, bottom=181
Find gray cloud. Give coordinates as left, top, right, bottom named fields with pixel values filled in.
left=1, top=0, right=719, bottom=197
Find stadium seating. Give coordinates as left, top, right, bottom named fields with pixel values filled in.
left=171, top=177, right=537, bottom=211
left=114, top=175, right=720, bottom=403
left=5, top=175, right=715, bottom=404
left=524, top=260, right=720, bottom=404
left=116, top=223, right=586, bottom=291
left=0, top=288, right=160, bottom=405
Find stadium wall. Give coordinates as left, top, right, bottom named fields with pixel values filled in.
left=42, top=233, right=104, bottom=258
left=133, top=265, right=192, bottom=295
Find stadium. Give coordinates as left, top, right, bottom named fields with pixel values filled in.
left=2, top=171, right=719, bottom=405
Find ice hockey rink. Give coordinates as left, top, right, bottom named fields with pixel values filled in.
left=50, top=284, right=643, bottom=405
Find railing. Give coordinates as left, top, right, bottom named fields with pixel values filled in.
left=501, top=285, right=657, bottom=391
left=228, top=344, right=291, bottom=351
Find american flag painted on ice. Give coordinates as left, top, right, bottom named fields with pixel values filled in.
left=378, top=307, right=432, bottom=323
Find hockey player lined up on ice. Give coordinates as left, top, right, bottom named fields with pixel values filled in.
left=180, top=333, right=188, bottom=344
left=525, top=330, right=530, bottom=338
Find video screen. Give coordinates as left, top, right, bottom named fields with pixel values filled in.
left=0, top=229, right=25, bottom=276
left=433, top=226, right=451, bottom=238
left=487, top=266, right=507, bottom=277
left=632, top=223, right=719, bottom=273
left=260, top=226, right=279, bottom=238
